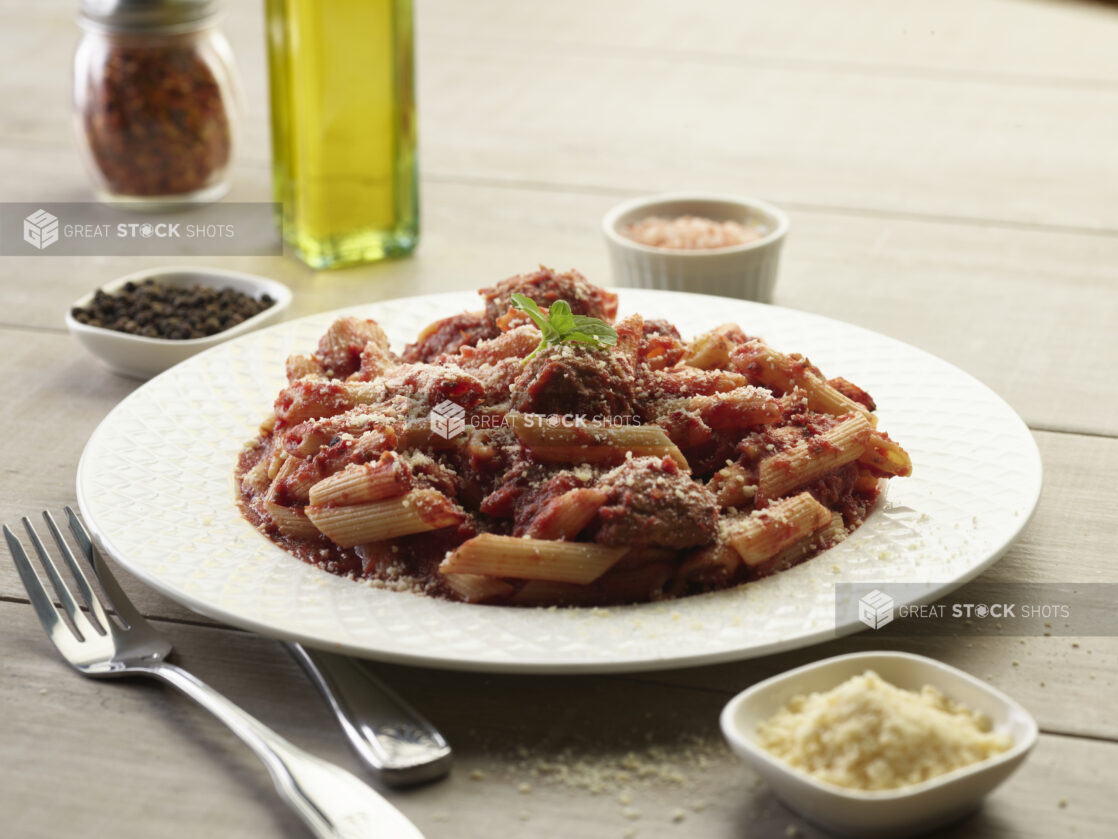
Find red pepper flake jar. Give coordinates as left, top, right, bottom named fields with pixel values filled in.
left=74, top=0, right=238, bottom=205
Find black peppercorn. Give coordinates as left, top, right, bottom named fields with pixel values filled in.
left=71, top=278, right=274, bottom=340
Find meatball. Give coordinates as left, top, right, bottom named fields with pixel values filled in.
left=593, top=456, right=718, bottom=549
left=510, top=345, right=636, bottom=418
left=481, top=266, right=618, bottom=327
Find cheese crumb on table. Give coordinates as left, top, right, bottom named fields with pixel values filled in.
left=757, top=670, right=1013, bottom=790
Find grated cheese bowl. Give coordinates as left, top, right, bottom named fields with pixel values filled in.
left=720, top=651, right=1038, bottom=838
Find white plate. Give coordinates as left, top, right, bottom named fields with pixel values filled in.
left=76, top=290, right=1042, bottom=673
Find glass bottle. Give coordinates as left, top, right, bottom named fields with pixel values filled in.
left=265, top=0, right=419, bottom=269
left=74, top=0, right=238, bottom=206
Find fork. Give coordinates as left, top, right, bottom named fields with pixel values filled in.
left=4, top=509, right=424, bottom=839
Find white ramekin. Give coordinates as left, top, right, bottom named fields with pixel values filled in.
left=720, top=652, right=1038, bottom=838
left=602, top=193, right=789, bottom=302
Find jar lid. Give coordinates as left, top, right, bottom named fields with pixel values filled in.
left=80, top=0, right=219, bottom=32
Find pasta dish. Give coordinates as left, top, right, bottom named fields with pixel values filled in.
left=237, top=268, right=911, bottom=606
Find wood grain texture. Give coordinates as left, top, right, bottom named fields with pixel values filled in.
left=413, top=34, right=1118, bottom=231
left=2, top=601, right=1114, bottom=839
left=416, top=0, right=1118, bottom=86
left=2, top=168, right=1117, bottom=435
left=5, top=2, right=1118, bottom=231
left=1, top=0, right=1116, bottom=836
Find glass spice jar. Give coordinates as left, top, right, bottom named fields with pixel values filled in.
left=74, top=0, right=238, bottom=205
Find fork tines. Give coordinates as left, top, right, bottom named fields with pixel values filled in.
left=3, top=508, right=128, bottom=644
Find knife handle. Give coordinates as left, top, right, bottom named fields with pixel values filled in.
left=287, top=643, right=453, bottom=786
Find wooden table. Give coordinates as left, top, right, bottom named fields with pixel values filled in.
left=3, top=1, right=1116, bottom=836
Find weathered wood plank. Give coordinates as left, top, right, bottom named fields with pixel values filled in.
left=413, top=41, right=1118, bottom=231
left=2, top=169, right=1117, bottom=435
left=416, top=0, right=1118, bottom=87
left=1, top=600, right=1114, bottom=839
left=4, top=2, right=1118, bottom=231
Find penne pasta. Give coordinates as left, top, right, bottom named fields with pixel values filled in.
left=613, top=313, right=644, bottom=372
left=456, top=326, right=538, bottom=367
left=307, top=453, right=410, bottom=506
left=240, top=449, right=271, bottom=495
left=507, top=413, right=689, bottom=471
left=285, top=353, right=324, bottom=382
left=440, top=533, right=627, bottom=584
left=673, top=540, right=742, bottom=591
left=858, top=429, right=913, bottom=477
left=707, top=463, right=757, bottom=508
left=727, top=491, right=833, bottom=567
left=681, top=330, right=736, bottom=370
left=316, top=316, right=390, bottom=377
left=266, top=454, right=320, bottom=504
left=732, top=340, right=875, bottom=426
left=509, top=562, right=674, bottom=606
left=689, top=386, right=782, bottom=429
left=352, top=341, right=396, bottom=381
left=523, top=488, right=608, bottom=540
left=651, top=366, right=749, bottom=397
left=264, top=500, right=322, bottom=540
left=758, top=413, right=872, bottom=500
left=853, top=469, right=883, bottom=494
left=442, top=572, right=515, bottom=604
left=761, top=512, right=848, bottom=573
left=610, top=545, right=677, bottom=572
left=401, top=419, right=470, bottom=451
left=306, top=489, right=464, bottom=548
left=274, top=380, right=388, bottom=425
left=594, top=562, right=674, bottom=602
left=508, top=579, right=592, bottom=606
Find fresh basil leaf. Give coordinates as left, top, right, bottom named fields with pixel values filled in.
left=569, top=317, right=618, bottom=342
left=510, top=293, right=550, bottom=332
left=566, top=330, right=612, bottom=347
left=562, top=331, right=597, bottom=344
left=547, top=300, right=575, bottom=334
left=509, top=294, right=618, bottom=360
left=510, top=293, right=541, bottom=314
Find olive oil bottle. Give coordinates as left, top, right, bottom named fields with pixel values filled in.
left=265, top=0, right=418, bottom=269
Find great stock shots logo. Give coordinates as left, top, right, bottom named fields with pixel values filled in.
left=23, top=209, right=59, bottom=250
left=858, top=589, right=895, bottom=630
left=1, top=203, right=281, bottom=256
left=430, top=400, right=467, bottom=440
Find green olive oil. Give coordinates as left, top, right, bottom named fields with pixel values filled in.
left=265, top=0, right=418, bottom=269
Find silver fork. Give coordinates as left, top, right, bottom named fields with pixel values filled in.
left=4, top=509, right=424, bottom=839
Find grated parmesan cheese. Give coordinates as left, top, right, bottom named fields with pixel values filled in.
left=756, top=670, right=1012, bottom=790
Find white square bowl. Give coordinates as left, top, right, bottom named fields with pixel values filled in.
left=65, top=267, right=292, bottom=380
left=720, top=651, right=1038, bottom=838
